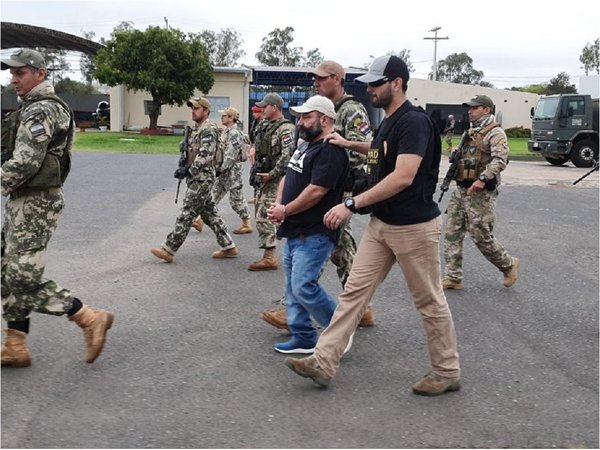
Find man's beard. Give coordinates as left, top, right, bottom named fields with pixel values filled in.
left=297, top=122, right=322, bottom=142
left=371, top=86, right=393, bottom=108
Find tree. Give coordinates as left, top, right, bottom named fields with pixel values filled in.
left=255, top=27, right=304, bottom=66
left=545, top=72, right=577, bottom=95
left=199, top=28, right=246, bottom=66
left=54, top=78, right=100, bottom=95
left=387, top=49, right=414, bottom=73
left=93, top=25, right=214, bottom=129
left=304, top=48, right=324, bottom=68
left=579, top=38, right=600, bottom=75
left=509, top=84, right=547, bottom=95
left=433, top=52, right=484, bottom=85
left=79, top=30, right=98, bottom=85
left=35, top=48, right=70, bottom=82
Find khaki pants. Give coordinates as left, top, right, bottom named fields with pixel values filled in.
left=314, top=216, right=460, bottom=379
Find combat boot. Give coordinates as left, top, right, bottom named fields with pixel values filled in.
left=212, top=246, right=239, bottom=258
left=233, top=217, right=253, bottom=234
left=261, top=307, right=288, bottom=330
left=412, top=371, right=461, bottom=396
left=69, top=305, right=114, bottom=363
left=442, top=277, right=463, bottom=290
left=503, top=257, right=520, bottom=288
left=150, top=247, right=174, bottom=263
left=248, top=248, right=279, bottom=271
left=192, top=216, right=204, bottom=233
left=358, top=307, right=375, bottom=327
left=284, top=356, right=331, bottom=387
left=1, top=329, right=32, bottom=368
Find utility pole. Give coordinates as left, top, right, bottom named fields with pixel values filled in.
left=423, top=26, right=449, bottom=81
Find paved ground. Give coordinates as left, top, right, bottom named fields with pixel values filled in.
left=1, top=153, right=598, bottom=448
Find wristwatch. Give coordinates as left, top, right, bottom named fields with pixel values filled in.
left=344, top=197, right=358, bottom=213
left=478, top=174, right=488, bottom=182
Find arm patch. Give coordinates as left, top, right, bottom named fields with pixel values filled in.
left=29, top=122, right=48, bottom=140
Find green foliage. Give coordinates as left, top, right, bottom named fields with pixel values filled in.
left=579, top=38, right=600, bottom=75
left=74, top=131, right=181, bottom=154
left=505, top=126, right=531, bottom=138
left=546, top=72, right=577, bottom=95
left=434, top=52, right=484, bottom=85
left=93, top=25, right=214, bottom=129
left=35, top=47, right=70, bottom=81
left=509, top=84, right=547, bottom=95
left=255, top=27, right=304, bottom=66
left=386, top=50, right=414, bottom=73
left=79, top=30, right=97, bottom=85
left=54, top=78, right=100, bottom=95
left=305, top=48, right=324, bottom=68
left=198, top=28, right=246, bottom=66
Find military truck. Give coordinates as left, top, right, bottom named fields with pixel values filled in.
left=528, top=94, right=599, bottom=167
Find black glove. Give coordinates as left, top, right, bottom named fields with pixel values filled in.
left=174, top=168, right=187, bottom=180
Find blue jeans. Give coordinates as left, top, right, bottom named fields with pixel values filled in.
left=283, top=233, right=337, bottom=343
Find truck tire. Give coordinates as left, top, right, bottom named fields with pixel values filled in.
left=545, top=157, right=567, bottom=166
left=570, top=139, right=598, bottom=168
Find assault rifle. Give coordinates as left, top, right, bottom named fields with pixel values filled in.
left=573, top=160, right=599, bottom=185
left=249, top=156, right=272, bottom=189
left=174, top=126, right=191, bottom=204
left=438, top=131, right=469, bottom=202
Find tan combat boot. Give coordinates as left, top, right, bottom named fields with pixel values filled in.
left=261, top=307, right=288, bottom=330
left=248, top=248, right=279, bottom=271
left=412, top=371, right=461, bottom=396
left=192, top=216, right=204, bottom=232
left=233, top=217, right=253, bottom=234
left=1, top=329, right=32, bottom=368
left=69, top=305, right=114, bottom=363
left=503, top=257, right=520, bottom=288
left=150, top=247, right=174, bottom=263
left=358, top=306, right=375, bottom=327
left=212, top=246, right=240, bottom=258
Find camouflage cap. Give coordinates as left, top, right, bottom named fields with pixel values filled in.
left=256, top=93, right=284, bottom=108
left=308, top=60, right=345, bottom=79
left=1, top=48, right=46, bottom=70
left=290, top=95, right=337, bottom=120
left=187, top=97, right=212, bottom=111
left=218, top=106, right=240, bottom=120
left=462, top=95, right=494, bottom=108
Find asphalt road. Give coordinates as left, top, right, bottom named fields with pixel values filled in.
left=1, top=153, right=598, bottom=449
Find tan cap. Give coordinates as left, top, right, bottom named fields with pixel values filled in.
left=290, top=95, right=337, bottom=120
left=308, top=60, right=345, bottom=79
left=187, top=97, right=211, bottom=111
left=1, top=48, right=46, bottom=70
left=218, top=107, right=240, bottom=120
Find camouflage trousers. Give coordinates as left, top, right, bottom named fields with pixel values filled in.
left=1, top=190, right=73, bottom=322
left=444, top=131, right=454, bottom=147
left=254, top=179, right=279, bottom=249
left=211, top=163, right=250, bottom=221
left=164, top=178, right=234, bottom=253
left=326, top=191, right=358, bottom=287
left=443, top=186, right=513, bottom=281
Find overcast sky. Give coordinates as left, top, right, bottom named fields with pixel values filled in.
left=1, top=0, right=598, bottom=89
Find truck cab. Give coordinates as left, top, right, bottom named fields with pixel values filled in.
left=528, top=94, right=598, bottom=167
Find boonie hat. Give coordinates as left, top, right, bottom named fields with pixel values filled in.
left=290, top=95, right=337, bottom=120
left=462, top=95, right=494, bottom=108
left=218, top=106, right=240, bottom=120
left=251, top=105, right=264, bottom=112
left=256, top=93, right=284, bottom=108
left=187, top=97, right=212, bottom=111
left=356, top=55, right=409, bottom=86
left=1, top=48, right=46, bottom=70
left=308, top=60, right=345, bottom=79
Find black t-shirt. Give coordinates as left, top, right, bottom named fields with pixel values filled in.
left=278, top=139, right=349, bottom=241
left=371, top=101, right=441, bottom=225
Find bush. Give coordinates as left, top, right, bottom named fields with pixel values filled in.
left=505, top=126, right=531, bottom=138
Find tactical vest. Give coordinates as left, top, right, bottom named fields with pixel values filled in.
left=185, top=121, right=218, bottom=170
left=1, top=94, right=74, bottom=189
left=257, top=117, right=291, bottom=158
left=455, top=121, right=500, bottom=182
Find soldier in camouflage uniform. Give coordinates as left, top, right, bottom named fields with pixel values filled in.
left=1, top=49, right=114, bottom=368
left=193, top=107, right=252, bottom=235
left=150, top=97, right=238, bottom=263
left=442, top=95, right=520, bottom=290
left=261, top=61, right=376, bottom=330
left=443, top=114, right=455, bottom=150
left=248, top=93, right=295, bottom=271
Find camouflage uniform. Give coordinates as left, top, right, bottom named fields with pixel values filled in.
left=329, top=95, right=372, bottom=286
left=444, top=115, right=455, bottom=148
left=162, top=120, right=235, bottom=254
left=211, top=126, right=250, bottom=221
left=255, top=119, right=295, bottom=249
left=1, top=81, right=74, bottom=322
left=443, top=114, right=513, bottom=282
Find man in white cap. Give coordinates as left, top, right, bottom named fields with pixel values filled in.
left=266, top=95, right=349, bottom=354
left=284, top=55, right=461, bottom=396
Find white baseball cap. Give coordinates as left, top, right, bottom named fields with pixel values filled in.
left=290, top=95, right=337, bottom=120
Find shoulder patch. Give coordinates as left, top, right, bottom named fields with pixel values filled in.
left=29, top=122, right=47, bottom=140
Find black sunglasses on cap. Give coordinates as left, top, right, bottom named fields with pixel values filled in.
left=367, top=77, right=390, bottom=88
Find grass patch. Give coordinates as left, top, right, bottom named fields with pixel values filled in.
left=448, top=136, right=540, bottom=160
left=74, top=131, right=181, bottom=155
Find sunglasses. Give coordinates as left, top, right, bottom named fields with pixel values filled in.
left=367, top=77, right=390, bottom=88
